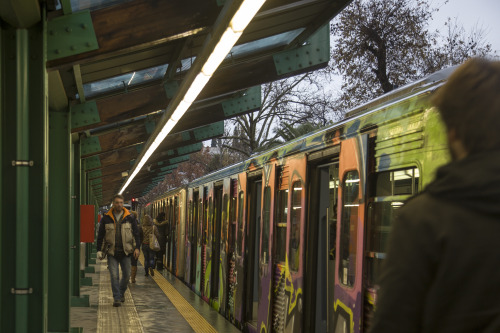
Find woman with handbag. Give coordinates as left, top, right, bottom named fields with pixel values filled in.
left=140, top=215, right=161, bottom=277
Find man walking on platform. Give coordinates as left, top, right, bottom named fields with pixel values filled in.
left=97, top=194, right=141, bottom=307
left=370, top=58, right=500, bottom=332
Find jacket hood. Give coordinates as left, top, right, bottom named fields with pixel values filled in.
left=154, top=220, right=168, bottom=226
left=426, top=150, right=500, bottom=217
left=106, top=207, right=131, bottom=223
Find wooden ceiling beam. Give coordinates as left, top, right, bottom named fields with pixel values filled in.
left=46, top=0, right=220, bottom=70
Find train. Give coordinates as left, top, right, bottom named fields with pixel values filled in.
left=138, top=66, right=455, bottom=333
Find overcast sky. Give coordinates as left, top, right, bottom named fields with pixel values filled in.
left=430, top=0, right=500, bottom=54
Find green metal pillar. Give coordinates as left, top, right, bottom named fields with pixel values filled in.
left=1, top=21, right=49, bottom=332
left=72, top=141, right=81, bottom=297
left=47, top=111, right=71, bottom=332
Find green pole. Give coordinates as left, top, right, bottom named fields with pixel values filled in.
left=15, top=28, right=30, bottom=333
left=47, top=111, right=71, bottom=331
left=72, top=141, right=81, bottom=297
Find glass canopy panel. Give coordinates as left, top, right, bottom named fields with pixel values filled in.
left=84, top=64, right=168, bottom=98
left=227, top=28, right=305, bottom=59
left=176, top=57, right=197, bottom=74
left=69, top=0, right=135, bottom=12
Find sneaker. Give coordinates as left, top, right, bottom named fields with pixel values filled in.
left=149, top=267, right=154, bottom=277
left=120, top=296, right=125, bottom=302
left=113, top=301, right=121, bottom=307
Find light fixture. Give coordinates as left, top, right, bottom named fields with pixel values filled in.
left=119, top=0, right=267, bottom=195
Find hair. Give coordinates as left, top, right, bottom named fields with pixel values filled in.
left=432, top=58, right=500, bottom=153
left=141, top=214, right=152, bottom=226
left=112, top=194, right=124, bottom=202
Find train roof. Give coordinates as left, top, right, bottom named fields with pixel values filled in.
left=144, top=65, right=457, bottom=204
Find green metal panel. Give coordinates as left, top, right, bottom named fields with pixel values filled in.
left=73, top=141, right=82, bottom=297
left=169, top=155, right=190, bottom=164
left=91, top=178, right=102, bottom=185
left=136, top=144, right=143, bottom=154
left=221, top=86, right=261, bottom=117
left=48, top=112, right=71, bottom=331
left=164, top=80, right=179, bottom=99
left=1, top=22, right=49, bottom=332
left=47, top=11, right=99, bottom=61
left=217, top=0, right=226, bottom=6
left=130, top=159, right=135, bottom=166
left=273, top=24, right=329, bottom=76
left=70, top=100, right=100, bottom=129
left=145, top=119, right=156, bottom=134
left=167, top=149, right=175, bottom=156
left=160, top=164, right=178, bottom=172
left=87, top=169, right=101, bottom=179
left=177, top=142, right=203, bottom=155
left=93, top=184, right=102, bottom=190
left=193, top=121, right=224, bottom=141
left=85, top=155, right=101, bottom=170
left=157, top=161, right=164, bottom=166
left=80, top=136, right=101, bottom=155
left=181, top=131, right=191, bottom=141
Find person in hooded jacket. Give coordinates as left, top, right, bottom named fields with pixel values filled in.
left=140, top=214, right=161, bottom=277
left=154, top=211, right=168, bottom=270
left=369, top=58, right=500, bottom=333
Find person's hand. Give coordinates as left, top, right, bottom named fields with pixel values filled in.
left=134, top=249, right=140, bottom=259
left=97, top=251, right=104, bottom=260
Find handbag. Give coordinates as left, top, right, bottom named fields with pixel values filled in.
left=149, top=226, right=160, bottom=251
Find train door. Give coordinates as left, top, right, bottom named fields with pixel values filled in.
left=186, top=188, right=194, bottom=283
left=202, top=183, right=214, bottom=302
left=211, top=184, right=223, bottom=309
left=195, top=186, right=204, bottom=296
left=190, top=189, right=199, bottom=286
left=227, top=178, right=238, bottom=321
left=218, top=178, right=231, bottom=316
left=245, top=174, right=262, bottom=330
left=257, top=163, right=277, bottom=333
left=334, top=135, right=368, bottom=333
left=176, top=191, right=186, bottom=277
left=172, top=195, right=179, bottom=274
left=168, top=198, right=174, bottom=271
left=305, top=155, right=340, bottom=333
left=234, top=171, right=248, bottom=325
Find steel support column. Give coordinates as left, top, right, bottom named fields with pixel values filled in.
left=47, top=111, right=71, bottom=332
left=1, top=21, right=49, bottom=332
left=72, top=141, right=81, bottom=297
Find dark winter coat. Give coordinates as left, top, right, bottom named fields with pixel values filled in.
left=370, top=151, right=500, bottom=333
left=97, top=208, right=141, bottom=256
left=154, top=219, right=169, bottom=253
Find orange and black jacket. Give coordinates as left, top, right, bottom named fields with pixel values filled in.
left=97, top=208, right=141, bottom=256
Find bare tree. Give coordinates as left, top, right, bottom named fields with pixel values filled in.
left=331, top=0, right=495, bottom=111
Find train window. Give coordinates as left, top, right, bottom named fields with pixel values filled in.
left=237, top=191, right=244, bottom=256
left=373, top=167, right=420, bottom=197
left=275, top=189, right=288, bottom=263
left=222, top=194, right=228, bottom=245
left=261, top=187, right=271, bottom=263
left=289, top=181, right=302, bottom=272
left=329, top=165, right=339, bottom=261
left=340, top=170, right=359, bottom=287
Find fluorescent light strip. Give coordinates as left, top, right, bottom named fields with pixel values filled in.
left=119, top=0, right=266, bottom=195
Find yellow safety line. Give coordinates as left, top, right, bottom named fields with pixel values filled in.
left=139, top=254, right=218, bottom=333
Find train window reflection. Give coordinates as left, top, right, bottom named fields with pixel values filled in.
left=373, top=167, right=419, bottom=197
left=237, top=192, right=244, bottom=256
left=289, top=181, right=302, bottom=271
left=262, top=187, right=271, bottom=263
left=276, top=189, right=288, bottom=263
left=340, top=170, right=359, bottom=287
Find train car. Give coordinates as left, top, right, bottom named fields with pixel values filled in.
left=140, top=66, right=455, bottom=333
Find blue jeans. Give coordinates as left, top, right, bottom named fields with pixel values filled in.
left=142, top=244, right=155, bottom=273
left=107, top=254, right=131, bottom=301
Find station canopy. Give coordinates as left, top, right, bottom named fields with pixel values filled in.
left=42, top=0, right=352, bottom=204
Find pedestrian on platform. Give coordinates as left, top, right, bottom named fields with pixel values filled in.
left=140, top=214, right=161, bottom=277
left=370, top=58, right=500, bottom=333
left=154, top=211, right=168, bottom=270
left=97, top=194, right=140, bottom=307
left=130, top=210, right=139, bottom=283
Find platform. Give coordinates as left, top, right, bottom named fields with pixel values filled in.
left=71, top=257, right=240, bottom=333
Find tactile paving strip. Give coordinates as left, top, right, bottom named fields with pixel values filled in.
left=97, top=261, right=144, bottom=333
left=139, top=255, right=218, bottom=333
